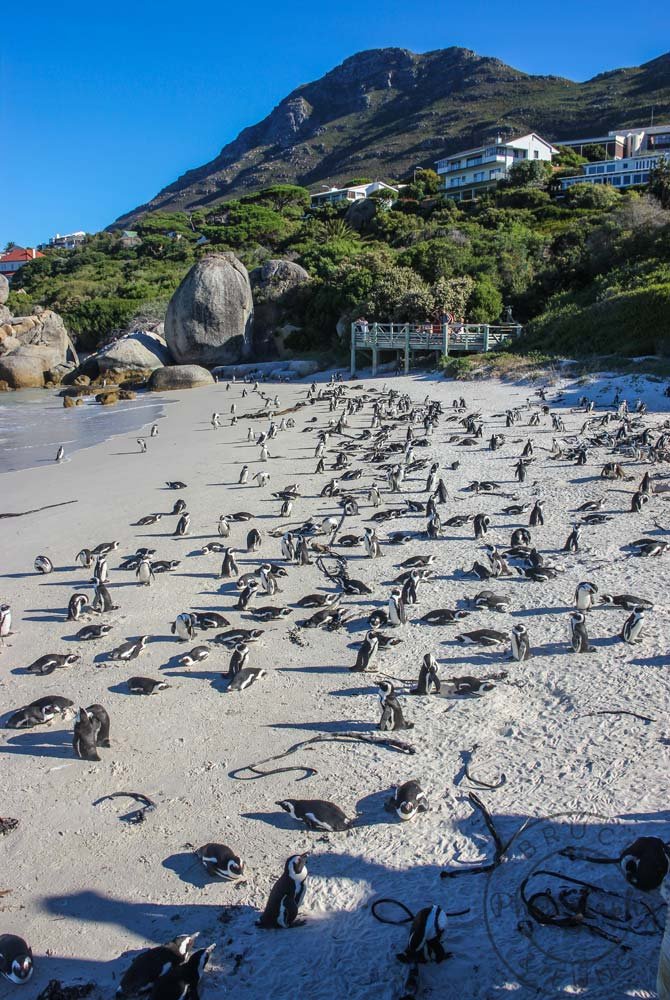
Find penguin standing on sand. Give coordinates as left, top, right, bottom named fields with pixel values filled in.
left=363, top=527, right=381, bottom=559
left=220, top=548, right=239, bottom=578
left=227, top=643, right=249, bottom=676
left=136, top=557, right=155, bottom=586
left=247, top=528, right=262, bottom=553
left=281, top=533, right=295, bottom=562
left=569, top=612, right=595, bottom=653
left=411, top=653, right=440, bottom=694
left=563, top=524, right=581, bottom=553
left=574, top=581, right=598, bottom=611
left=56, top=446, right=64, bottom=463
left=73, top=708, right=101, bottom=761
left=401, top=571, right=419, bottom=607
left=34, top=555, right=53, bottom=574
left=171, top=499, right=187, bottom=515
left=150, top=423, right=159, bottom=437
left=0, top=935, right=33, bottom=984
left=172, top=614, right=195, bottom=642
left=621, top=608, right=645, bottom=644
left=388, top=587, right=407, bottom=626
left=257, top=854, right=309, bottom=929
left=474, top=514, right=490, bottom=539
left=397, top=906, right=450, bottom=965
left=87, top=704, right=111, bottom=747
left=93, top=555, right=108, bottom=584
left=174, top=513, right=191, bottom=537
left=239, top=465, right=249, bottom=485
left=351, top=631, right=379, bottom=672
left=0, top=604, right=11, bottom=641
left=510, top=624, right=531, bottom=661
left=378, top=681, right=414, bottom=731
left=67, top=593, right=89, bottom=621
left=218, top=516, right=231, bottom=538
left=529, top=500, right=545, bottom=526
left=93, top=582, right=118, bottom=613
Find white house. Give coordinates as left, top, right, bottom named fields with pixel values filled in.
left=557, top=123, right=670, bottom=161
left=558, top=151, right=669, bottom=193
left=436, top=133, right=558, bottom=201
left=48, top=231, right=86, bottom=250
left=310, top=181, right=398, bottom=207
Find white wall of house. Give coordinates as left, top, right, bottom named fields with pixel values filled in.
left=435, top=133, right=556, bottom=200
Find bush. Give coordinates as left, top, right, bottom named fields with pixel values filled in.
left=506, top=160, right=553, bottom=189
left=565, top=184, right=620, bottom=210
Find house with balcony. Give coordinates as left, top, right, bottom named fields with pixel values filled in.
left=310, top=180, right=398, bottom=207
left=557, top=123, right=670, bottom=161
left=0, top=246, right=45, bottom=280
left=48, top=231, right=87, bottom=250
left=558, top=150, right=669, bottom=193
left=436, top=133, right=558, bottom=201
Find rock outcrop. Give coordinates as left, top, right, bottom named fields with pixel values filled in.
left=148, top=364, right=215, bottom=391
left=249, top=260, right=310, bottom=358
left=82, top=329, right=172, bottom=376
left=165, top=254, right=253, bottom=366
left=0, top=309, right=78, bottom=387
left=0, top=274, right=9, bottom=305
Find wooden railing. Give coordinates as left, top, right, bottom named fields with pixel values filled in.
left=350, top=321, right=522, bottom=374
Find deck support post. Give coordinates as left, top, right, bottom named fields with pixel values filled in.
left=404, top=326, right=410, bottom=374
left=350, top=324, right=356, bottom=377
left=483, top=325, right=490, bottom=352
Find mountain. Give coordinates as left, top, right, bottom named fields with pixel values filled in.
left=113, top=47, right=670, bottom=226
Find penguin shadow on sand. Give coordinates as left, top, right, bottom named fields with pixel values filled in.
left=239, top=806, right=299, bottom=831
left=351, top=788, right=398, bottom=829
left=163, top=668, right=229, bottom=692
left=277, top=663, right=345, bottom=676
left=0, top=727, right=72, bottom=759
left=162, top=851, right=226, bottom=888
left=329, top=682, right=378, bottom=698
left=271, top=719, right=375, bottom=735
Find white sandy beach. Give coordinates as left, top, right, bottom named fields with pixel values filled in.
left=1, top=370, right=669, bottom=1000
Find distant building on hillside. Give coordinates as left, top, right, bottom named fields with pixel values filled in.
left=556, top=124, right=670, bottom=160
left=119, top=230, right=141, bottom=247
left=558, top=150, right=669, bottom=193
left=48, top=231, right=86, bottom=250
left=436, top=133, right=558, bottom=201
left=0, top=246, right=45, bottom=280
left=310, top=181, right=398, bottom=207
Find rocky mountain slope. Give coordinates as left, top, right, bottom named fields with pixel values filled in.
left=113, top=46, right=670, bottom=226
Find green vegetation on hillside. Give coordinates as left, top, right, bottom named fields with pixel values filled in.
left=10, top=175, right=670, bottom=359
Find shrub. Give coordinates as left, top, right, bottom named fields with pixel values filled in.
left=565, top=184, right=621, bottom=210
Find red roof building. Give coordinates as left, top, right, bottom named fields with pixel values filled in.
left=0, top=246, right=45, bottom=279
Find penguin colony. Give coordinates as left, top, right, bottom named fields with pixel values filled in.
left=1, top=373, right=669, bottom=999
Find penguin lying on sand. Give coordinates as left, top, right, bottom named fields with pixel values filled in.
left=385, top=780, right=430, bottom=821
left=196, top=844, right=245, bottom=882
left=276, top=799, right=353, bottom=832
left=0, top=934, right=33, bottom=984
left=116, top=933, right=199, bottom=998
left=397, top=905, right=451, bottom=965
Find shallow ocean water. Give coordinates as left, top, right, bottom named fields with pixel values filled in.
left=0, top=389, right=167, bottom=474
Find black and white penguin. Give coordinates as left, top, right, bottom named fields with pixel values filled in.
left=136, top=557, right=155, bottom=586
left=87, top=704, right=111, bottom=747
left=385, top=780, right=430, bottom=821
left=127, top=676, right=169, bottom=695
left=619, top=837, right=670, bottom=892
left=172, top=614, right=196, bottom=642
left=510, top=624, right=531, bottom=661
left=228, top=643, right=249, bottom=676
left=56, top=445, right=64, bottom=463
left=76, top=548, right=94, bottom=568
left=174, top=513, right=191, bottom=537
left=563, top=524, right=581, bottom=553
left=228, top=667, right=266, bottom=691
left=153, top=560, right=180, bottom=574
left=171, top=499, right=187, bottom=515
left=178, top=646, right=210, bottom=666
left=351, top=631, right=379, bottom=672
left=0, top=934, right=33, bottom=984
left=574, top=581, right=598, bottom=611
left=253, top=606, right=292, bottom=622
left=93, top=554, right=109, bottom=584
left=220, top=548, right=240, bottom=579
left=388, top=587, right=407, bottom=627
left=135, top=514, right=162, bottom=526
left=196, top=844, right=245, bottom=881
left=257, top=854, right=309, bottom=929
left=192, top=611, right=230, bottom=630
left=93, top=582, right=118, bottom=613
left=236, top=581, right=259, bottom=611
left=401, top=571, right=419, bottom=607
left=238, top=465, right=249, bottom=485
left=116, top=934, right=199, bottom=998
left=258, top=563, right=278, bottom=596
left=28, top=695, right=74, bottom=722
left=631, top=491, right=649, bottom=513
left=67, top=593, right=89, bottom=621
left=73, top=707, right=101, bottom=761
left=363, top=527, right=381, bottom=559
left=420, top=608, right=467, bottom=626
left=276, top=799, right=353, bottom=832
left=7, top=705, right=48, bottom=729
left=0, top=604, right=13, bottom=640
left=474, top=513, right=490, bottom=539
left=600, top=593, right=653, bottom=611
left=569, top=612, right=595, bottom=653
left=378, top=681, right=414, bottom=732
left=529, top=500, right=545, bottom=527
left=34, top=555, right=53, bottom=574
left=246, top=528, right=262, bottom=553
left=109, top=636, right=148, bottom=661
left=76, top=623, right=113, bottom=641
left=26, top=652, right=80, bottom=675
left=510, top=528, right=531, bottom=548
left=621, top=607, right=645, bottom=644
left=455, top=629, right=507, bottom=648
left=166, top=481, right=187, bottom=490
left=397, top=906, right=450, bottom=965
left=411, top=653, right=441, bottom=694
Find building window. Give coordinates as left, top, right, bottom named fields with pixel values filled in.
left=606, top=164, right=615, bottom=172
left=633, top=174, right=643, bottom=184
left=596, top=166, right=605, bottom=174
left=533, top=150, right=539, bottom=159
left=623, top=176, right=631, bottom=184
left=612, top=177, right=621, bottom=185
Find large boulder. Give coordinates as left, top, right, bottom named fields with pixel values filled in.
left=249, top=259, right=310, bottom=358
left=165, top=254, right=253, bottom=366
left=0, top=274, right=8, bottom=306
left=148, top=365, right=215, bottom=391
left=344, top=197, right=378, bottom=232
left=91, top=329, right=172, bottom=374
left=10, top=309, right=78, bottom=366
left=0, top=352, right=45, bottom=388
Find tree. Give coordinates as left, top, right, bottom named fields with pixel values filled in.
left=582, top=144, right=608, bottom=162
left=2, top=241, right=17, bottom=252
left=507, top=160, right=553, bottom=189
left=649, top=159, right=670, bottom=210
left=468, top=276, right=504, bottom=322
left=565, top=183, right=620, bottom=210
left=554, top=147, right=588, bottom=170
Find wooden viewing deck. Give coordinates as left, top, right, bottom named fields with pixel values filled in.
left=350, top=321, right=523, bottom=376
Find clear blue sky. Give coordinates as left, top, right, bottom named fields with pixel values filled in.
left=2, top=0, right=668, bottom=248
